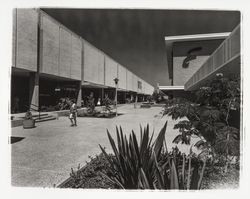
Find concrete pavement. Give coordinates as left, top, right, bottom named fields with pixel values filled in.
left=11, top=104, right=196, bottom=187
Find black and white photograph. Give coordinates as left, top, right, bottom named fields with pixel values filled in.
left=0, top=0, right=249, bottom=198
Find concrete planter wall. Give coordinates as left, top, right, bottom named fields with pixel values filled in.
left=23, top=119, right=35, bottom=129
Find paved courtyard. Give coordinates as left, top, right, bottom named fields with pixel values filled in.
left=11, top=104, right=196, bottom=188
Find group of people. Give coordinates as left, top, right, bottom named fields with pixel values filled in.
left=56, top=97, right=71, bottom=110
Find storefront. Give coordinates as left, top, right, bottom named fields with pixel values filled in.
left=11, top=69, right=30, bottom=113
left=39, top=75, right=80, bottom=111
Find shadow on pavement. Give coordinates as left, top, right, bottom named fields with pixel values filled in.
left=10, top=136, right=25, bottom=144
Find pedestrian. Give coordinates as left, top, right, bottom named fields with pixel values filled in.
left=69, top=99, right=77, bottom=127
left=97, top=98, right=101, bottom=106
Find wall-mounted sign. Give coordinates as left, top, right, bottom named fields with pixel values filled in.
left=182, top=47, right=202, bottom=68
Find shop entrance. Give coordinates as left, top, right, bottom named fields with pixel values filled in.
left=82, top=87, right=104, bottom=107
left=117, top=91, right=126, bottom=104
left=11, top=69, right=30, bottom=113
left=39, top=75, right=79, bottom=112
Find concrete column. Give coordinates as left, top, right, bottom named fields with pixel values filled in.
left=134, top=93, right=138, bottom=108
left=101, top=88, right=104, bottom=101
left=76, top=81, right=82, bottom=107
left=28, top=10, right=41, bottom=112
left=123, top=92, right=126, bottom=104
left=29, top=72, right=39, bottom=111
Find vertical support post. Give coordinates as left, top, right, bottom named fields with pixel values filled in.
left=114, top=78, right=119, bottom=117
left=76, top=81, right=82, bottom=107
left=101, top=88, right=104, bottom=101
left=135, top=93, right=138, bottom=108
left=29, top=9, right=41, bottom=113
left=123, top=92, right=126, bottom=104
left=29, top=72, right=39, bottom=111
left=115, top=85, right=118, bottom=116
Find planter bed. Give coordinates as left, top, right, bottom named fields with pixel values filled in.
left=151, top=103, right=165, bottom=107
left=58, top=152, right=239, bottom=189
left=58, top=153, right=118, bottom=189
left=140, top=103, right=152, bottom=108
left=22, top=119, right=36, bottom=129
left=202, top=165, right=239, bottom=189
left=78, top=111, right=123, bottom=118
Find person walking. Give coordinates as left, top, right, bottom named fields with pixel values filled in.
left=97, top=98, right=101, bottom=106
left=69, top=99, right=77, bottom=127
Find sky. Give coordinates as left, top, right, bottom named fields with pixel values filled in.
left=43, top=9, right=240, bottom=86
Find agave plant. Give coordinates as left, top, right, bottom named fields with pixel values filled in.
left=139, top=146, right=206, bottom=190
left=99, top=121, right=167, bottom=189
left=100, top=122, right=207, bottom=189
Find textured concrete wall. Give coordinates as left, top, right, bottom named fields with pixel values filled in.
left=145, top=82, right=153, bottom=95
left=83, top=41, right=104, bottom=85
left=148, top=83, right=155, bottom=95
left=141, top=80, right=145, bottom=94
left=41, top=13, right=81, bottom=80
left=59, top=28, right=71, bottom=78
left=137, top=78, right=142, bottom=93
left=118, top=64, right=127, bottom=90
left=173, top=56, right=209, bottom=86
left=126, top=70, right=133, bottom=91
left=132, top=74, right=138, bottom=92
left=98, top=52, right=105, bottom=85
left=15, top=9, right=38, bottom=71
left=144, top=81, right=155, bottom=95
left=41, top=14, right=59, bottom=75
left=104, top=56, right=118, bottom=87
left=71, top=36, right=82, bottom=80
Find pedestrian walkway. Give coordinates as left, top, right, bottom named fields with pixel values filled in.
left=11, top=104, right=197, bottom=187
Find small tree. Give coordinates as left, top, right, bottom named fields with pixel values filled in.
left=164, top=74, right=240, bottom=171
left=103, top=94, right=113, bottom=113
left=86, top=92, right=95, bottom=115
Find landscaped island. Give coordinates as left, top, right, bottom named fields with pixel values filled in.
left=59, top=74, right=240, bottom=190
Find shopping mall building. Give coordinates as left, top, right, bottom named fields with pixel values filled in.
left=11, top=9, right=154, bottom=113
left=159, top=24, right=240, bottom=99
left=11, top=8, right=241, bottom=113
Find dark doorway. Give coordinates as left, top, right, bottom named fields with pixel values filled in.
left=39, top=76, right=79, bottom=111
left=11, top=71, right=30, bottom=113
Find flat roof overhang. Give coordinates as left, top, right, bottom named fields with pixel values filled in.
left=39, top=73, right=80, bottom=82
left=164, top=32, right=230, bottom=80
left=81, top=81, right=109, bottom=89
left=117, top=88, right=127, bottom=92
left=159, top=85, right=184, bottom=90
left=12, top=67, right=31, bottom=77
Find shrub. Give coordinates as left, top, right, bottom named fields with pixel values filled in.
left=86, top=92, right=96, bottom=115
left=24, top=110, right=33, bottom=119
left=65, top=153, right=118, bottom=189
left=102, top=95, right=113, bottom=113
left=164, top=75, right=240, bottom=171
left=99, top=122, right=207, bottom=189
